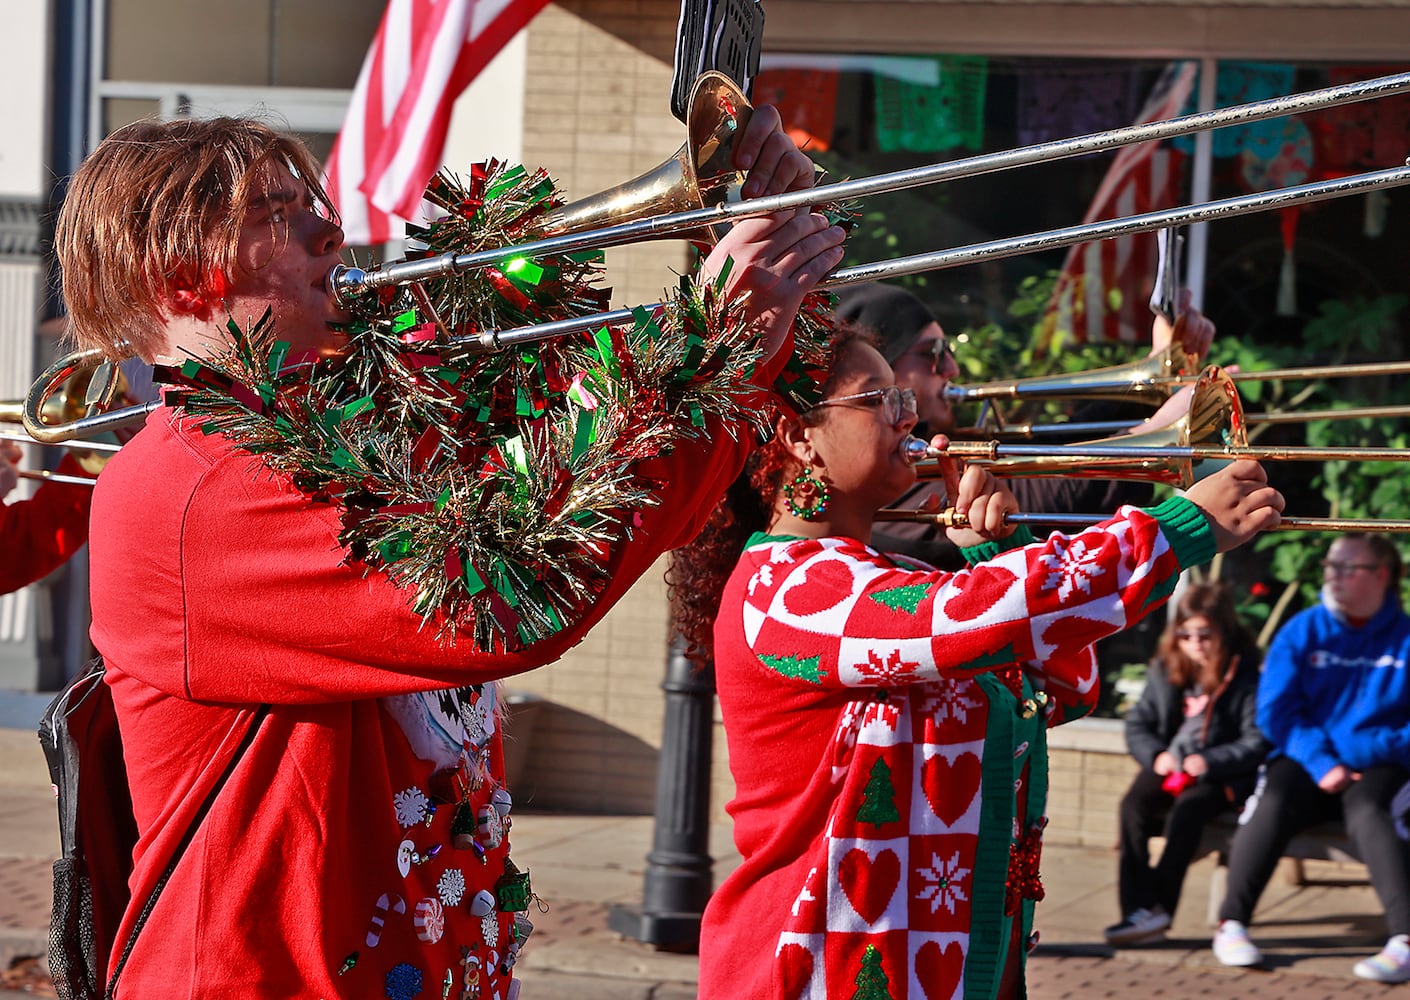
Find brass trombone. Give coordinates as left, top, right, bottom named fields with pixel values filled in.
left=943, top=353, right=1410, bottom=405
left=329, top=69, right=1410, bottom=308
left=27, top=70, right=1410, bottom=439
left=875, top=508, right=1410, bottom=534
left=906, top=367, right=1410, bottom=490
left=958, top=404, right=1410, bottom=442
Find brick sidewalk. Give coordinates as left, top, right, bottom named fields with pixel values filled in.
left=1027, top=951, right=1404, bottom=999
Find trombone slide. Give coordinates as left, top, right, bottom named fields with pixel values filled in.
left=875, top=508, right=1410, bottom=534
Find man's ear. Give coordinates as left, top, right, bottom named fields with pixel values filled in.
left=168, top=287, right=209, bottom=314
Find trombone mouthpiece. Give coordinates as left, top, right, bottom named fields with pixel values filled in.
left=901, top=435, right=936, bottom=463
left=327, top=263, right=369, bottom=307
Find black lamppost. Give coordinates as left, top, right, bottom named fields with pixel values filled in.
left=607, top=631, right=716, bottom=950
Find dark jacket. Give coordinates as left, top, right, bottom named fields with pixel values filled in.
left=1124, top=644, right=1270, bottom=800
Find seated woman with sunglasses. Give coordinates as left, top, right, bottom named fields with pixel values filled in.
left=673, top=323, right=1283, bottom=1000
left=1104, top=582, right=1268, bottom=947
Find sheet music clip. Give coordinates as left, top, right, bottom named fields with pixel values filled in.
left=670, top=0, right=765, bottom=123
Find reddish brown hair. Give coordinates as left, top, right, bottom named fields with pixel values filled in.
left=56, top=117, right=334, bottom=362
left=668, top=322, right=872, bottom=663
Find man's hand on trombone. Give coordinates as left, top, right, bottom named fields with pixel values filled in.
left=701, top=105, right=847, bottom=364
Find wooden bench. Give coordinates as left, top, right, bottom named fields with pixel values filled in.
left=1175, top=816, right=1367, bottom=924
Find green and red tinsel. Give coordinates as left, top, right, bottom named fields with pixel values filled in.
left=164, top=160, right=833, bottom=651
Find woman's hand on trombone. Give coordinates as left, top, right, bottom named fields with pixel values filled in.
left=1183, top=459, right=1285, bottom=552
left=701, top=107, right=847, bottom=363
left=924, top=433, right=1021, bottom=548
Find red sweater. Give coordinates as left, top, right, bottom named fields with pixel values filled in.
left=88, top=406, right=750, bottom=999
left=1, top=454, right=91, bottom=594
left=700, top=497, right=1214, bottom=1000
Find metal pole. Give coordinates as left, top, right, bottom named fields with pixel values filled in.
left=608, top=631, right=716, bottom=950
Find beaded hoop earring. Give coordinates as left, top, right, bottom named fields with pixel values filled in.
left=783, top=466, right=830, bottom=520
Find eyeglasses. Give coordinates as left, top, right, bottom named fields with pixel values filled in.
left=1175, top=629, right=1218, bottom=643
left=908, top=338, right=954, bottom=373
left=1321, top=560, right=1383, bottom=577
left=809, top=385, right=918, bottom=426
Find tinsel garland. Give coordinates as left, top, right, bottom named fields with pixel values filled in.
left=164, top=160, right=833, bottom=651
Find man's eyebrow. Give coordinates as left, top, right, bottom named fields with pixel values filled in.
left=247, top=188, right=302, bottom=212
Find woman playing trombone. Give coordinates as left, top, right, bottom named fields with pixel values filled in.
left=674, top=321, right=1282, bottom=999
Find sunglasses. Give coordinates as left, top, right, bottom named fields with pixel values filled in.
left=809, top=385, right=918, bottom=425
left=910, top=337, right=954, bottom=373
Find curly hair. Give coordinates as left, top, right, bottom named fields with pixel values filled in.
left=1155, top=581, right=1257, bottom=691
left=667, top=321, right=872, bottom=664
left=56, top=116, right=335, bottom=362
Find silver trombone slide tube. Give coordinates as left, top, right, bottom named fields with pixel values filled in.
left=976, top=405, right=1410, bottom=439
left=837, top=165, right=1410, bottom=288
left=450, top=164, right=1410, bottom=354
left=17, top=468, right=97, bottom=487
left=332, top=71, right=1410, bottom=303
left=0, top=432, right=122, bottom=453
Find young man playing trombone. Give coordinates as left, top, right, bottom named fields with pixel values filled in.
left=54, top=110, right=843, bottom=999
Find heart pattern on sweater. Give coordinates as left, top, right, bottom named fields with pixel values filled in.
left=780, top=558, right=856, bottom=618
left=941, top=564, right=1018, bottom=621
left=922, top=752, right=981, bottom=826
left=778, top=943, right=814, bottom=1000
left=838, top=846, right=900, bottom=924
left=915, top=939, right=965, bottom=1000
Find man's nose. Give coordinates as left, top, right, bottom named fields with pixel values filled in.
left=312, top=215, right=345, bottom=256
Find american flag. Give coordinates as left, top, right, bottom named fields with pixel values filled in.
left=325, top=0, right=551, bottom=246
left=1038, top=61, right=1198, bottom=349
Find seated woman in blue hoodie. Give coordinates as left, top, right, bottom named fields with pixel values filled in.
left=1211, top=534, right=1410, bottom=983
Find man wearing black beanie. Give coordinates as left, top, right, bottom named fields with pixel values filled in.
left=833, top=281, right=1214, bottom=570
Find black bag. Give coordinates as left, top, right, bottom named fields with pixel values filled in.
left=38, top=658, right=138, bottom=1000
left=38, top=658, right=268, bottom=999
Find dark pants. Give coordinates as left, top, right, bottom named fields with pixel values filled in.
left=1219, top=756, right=1410, bottom=936
left=1118, top=767, right=1232, bottom=916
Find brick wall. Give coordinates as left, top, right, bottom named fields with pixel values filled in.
left=511, top=1, right=744, bottom=817
left=1046, top=718, right=1140, bottom=850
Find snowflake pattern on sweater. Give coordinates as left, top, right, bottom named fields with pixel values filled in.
left=700, top=499, right=1213, bottom=1000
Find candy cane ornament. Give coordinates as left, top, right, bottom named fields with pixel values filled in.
left=367, top=892, right=407, bottom=947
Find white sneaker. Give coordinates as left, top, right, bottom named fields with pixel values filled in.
left=1212, top=920, right=1262, bottom=967
left=1103, top=906, right=1171, bottom=946
left=1353, top=935, right=1410, bottom=983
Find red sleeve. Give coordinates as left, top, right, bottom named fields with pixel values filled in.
left=0, top=454, right=92, bottom=594
left=95, top=412, right=751, bottom=705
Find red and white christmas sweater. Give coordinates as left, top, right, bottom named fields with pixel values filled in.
left=699, top=496, right=1214, bottom=1000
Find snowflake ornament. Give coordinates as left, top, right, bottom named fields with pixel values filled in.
left=438, top=868, right=467, bottom=907
left=482, top=911, right=500, bottom=948
left=1037, top=537, right=1106, bottom=601
left=393, top=787, right=432, bottom=828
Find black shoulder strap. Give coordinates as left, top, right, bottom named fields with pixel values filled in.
left=105, top=700, right=271, bottom=999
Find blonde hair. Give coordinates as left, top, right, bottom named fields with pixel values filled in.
left=55, top=117, right=334, bottom=361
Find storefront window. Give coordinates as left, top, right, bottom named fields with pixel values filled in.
left=755, top=55, right=1410, bottom=360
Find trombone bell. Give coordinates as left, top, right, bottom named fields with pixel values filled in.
left=535, top=71, right=751, bottom=242
left=942, top=342, right=1201, bottom=406
left=915, top=366, right=1246, bottom=489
